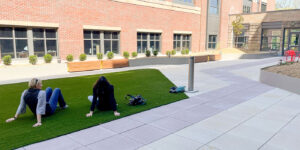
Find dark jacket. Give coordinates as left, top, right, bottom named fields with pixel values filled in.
left=90, top=77, right=117, bottom=111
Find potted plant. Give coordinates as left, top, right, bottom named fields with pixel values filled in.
left=145, top=50, right=151, bottom=57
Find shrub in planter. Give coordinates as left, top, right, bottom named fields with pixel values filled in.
left=181, top=50, right=186, bottom=55
left=107, top=51, right=114, bottom=59
left=97, top=53, right=103, bottom=60
left=145, top=50, right=151, bottom=57
left=153, top=50, right=158, bottom=56
left=29, top=55, right=37, bottom=65
left=123, top=51, right=129, bottom=59
left=79, top=53, right=87, bottom=61
left=181, top=49, right=189, bottom=55
left=171, top=50, right=176, bottom=55
left=66, top=54, right=73, bottom=62
left=166, top=51, right=171, bottom=57
left=131, top=52, right=138, bottom=58
left=44, top=54, right=52, bottom=63
left=3, top=55, right=12, bottom=65
left=185, top=49, right=189, bottom=54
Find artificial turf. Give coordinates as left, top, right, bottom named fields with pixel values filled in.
left=0, top=69, right=188, bottom=149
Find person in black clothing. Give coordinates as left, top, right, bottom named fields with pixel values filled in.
left=6, top=78, right=68, bottom=127
left=86, top=76, right=120, bottom=117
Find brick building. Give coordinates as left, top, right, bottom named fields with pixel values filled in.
left=0, top=0, right=276, bottom=61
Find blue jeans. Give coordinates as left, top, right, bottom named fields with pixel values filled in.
left=46, top=87, right=66, bottom=113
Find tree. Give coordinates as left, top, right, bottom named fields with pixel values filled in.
left=232, top=15, right=244, bottom=37
left=276, top=0, right=296, bottom=9
left=294, top=0, right=300, bottom=8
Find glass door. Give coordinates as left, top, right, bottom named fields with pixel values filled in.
left=289, top=32, right=300, bottom=51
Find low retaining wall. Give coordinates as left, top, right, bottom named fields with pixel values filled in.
left=67, top=54, right=221, bottom=72
left=129, top=55, right=220, bottom=67
left=129, top=57, right=189, bottom=67
left=260, top=69, right=300, bottom=95
left=240, top=52, right=279, bottom=59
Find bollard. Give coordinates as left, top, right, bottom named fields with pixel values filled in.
left=188, top=56, right=194, bottom=91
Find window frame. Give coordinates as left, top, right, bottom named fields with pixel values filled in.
left=208, top=35, right=217, bottom=49
left=83, top=30, right=120, bottom=55
left=209, top=0, right=219, bottom=15
left=261, top=2, right=267, bottom=12
left=261, top=29, right=281, bottom=51
left=0, top=27, right=58, bottom=59
left=137, top=32, right=161, bottom=53
left=173, top=34, right=191, bottom=51
left=33, top=28, right=58, bottom=57
left=173, top=0, right=194, bottom=6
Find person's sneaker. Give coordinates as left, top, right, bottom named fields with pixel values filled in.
left=60, top=105, right=69, bottom=109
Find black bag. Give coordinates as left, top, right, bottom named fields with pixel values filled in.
left=125, top=94, right=146, bottom=106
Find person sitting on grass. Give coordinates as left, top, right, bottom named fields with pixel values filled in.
left=86, top=76, right=120, bottom=117
left=6, top=78, right=68, bottom=127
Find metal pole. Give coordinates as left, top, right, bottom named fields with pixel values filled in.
left=188, top=56, right=194, bottom=91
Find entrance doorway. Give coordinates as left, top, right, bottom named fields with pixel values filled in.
left=288, top=32, right=300, bottom=51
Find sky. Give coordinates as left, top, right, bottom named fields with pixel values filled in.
left=276, top=0, right=300, bottom=9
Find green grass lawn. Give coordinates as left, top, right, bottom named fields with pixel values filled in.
left=0, top=69, right=188, bottom=149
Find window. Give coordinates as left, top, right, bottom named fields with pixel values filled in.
left=208, top=35, right=217, bottom=49
left=173, top=0, right=193, bottom=6
left=0, top=27, right=57, bottom=59
left=243, top=5, right=251, bottom=13
left=83, top=30, right=119, bottom=55
left=15, top=28, right=29, bottom=58
left=234, top=28, right=249, bottom=49
left=0, top=27, right=15, bottom=58
left=261, top=2, right=267, bottom=12
left=261, top=29, right=281, bottom=51
left=33, top=29, right=57, bottom=57
left=137, top=33, right=161, bottom=53
left=209, top=0, right=218, bottom=14
left=173, top=34, right=191, bottom=51
left=104, top=32, right=119, bottom=54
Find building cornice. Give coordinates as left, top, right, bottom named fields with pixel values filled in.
left=111, top=0, right=201, bottom=14
left=0, top=20, right=59, bottom=28
left=137, top=29, right=163, bottom=33
left=83, top=25, right=121, bottom=31
left=173, top=31, right=192, bottom=34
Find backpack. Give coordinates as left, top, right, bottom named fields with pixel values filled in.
left=169, top=86, right=185, bottom=93
left=125, top=94, right=147, bottom=106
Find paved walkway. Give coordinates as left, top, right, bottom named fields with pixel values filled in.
left=9, top=57, right=300, bottom=150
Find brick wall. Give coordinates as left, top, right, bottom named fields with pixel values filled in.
left=267, top=0, right=276, bottom=11
left=219, top=0, right=243, bottom=49
left=0, top=0, right=201, bottom=59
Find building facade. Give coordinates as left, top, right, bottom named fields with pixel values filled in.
left=0, top=0, right=275, bottom=60
left=229, top=9, right=300, bottom=55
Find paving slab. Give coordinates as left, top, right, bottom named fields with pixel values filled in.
left=148, top=117, right=191, bottom=132
left=24, top=136, right=82, bottom=150
left=86, top=134, right=143, bottom=150
left=67, top=126, right=117, bottom=146
left=138, top=134, right=204, bottom=150
left=101, top=117, right=144, bottom=133
left=120, top=124, right=170, bottom=144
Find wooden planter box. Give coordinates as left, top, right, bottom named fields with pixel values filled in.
left=208, top=54, right=221, bottom=61
left=194, top=55, right=209, bottom=63
left=67, top=59, right=129, bottom=72
left=102, top=59, right=129, bottom=69
left=67, top=60, right=101, bottom=72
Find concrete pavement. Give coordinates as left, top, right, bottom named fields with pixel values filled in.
left=6, top=57, right=300, bottom=150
